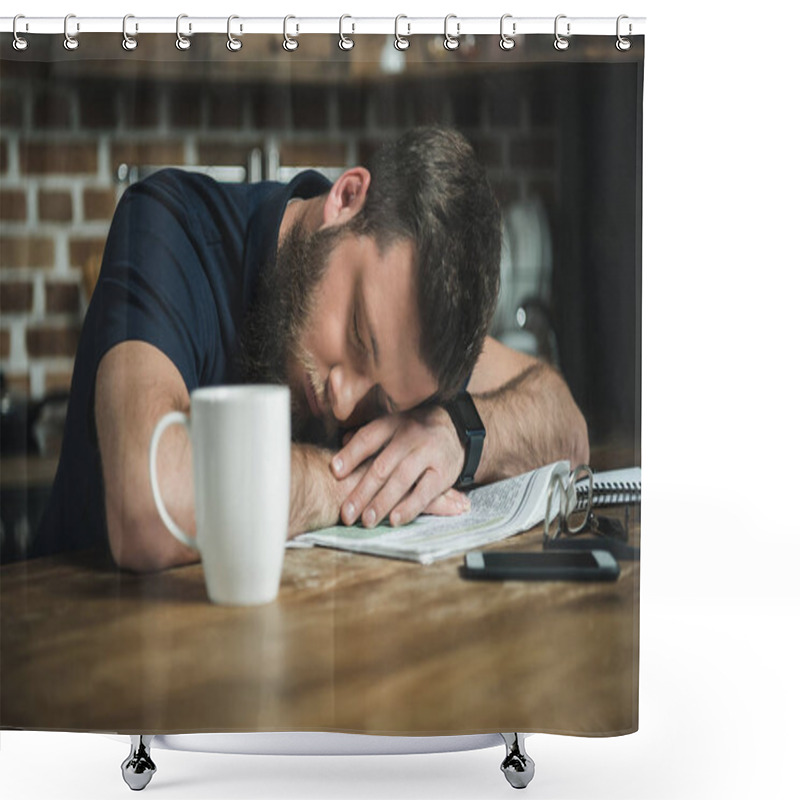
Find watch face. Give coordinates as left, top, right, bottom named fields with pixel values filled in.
left=454, top=394, right=484, bottom=435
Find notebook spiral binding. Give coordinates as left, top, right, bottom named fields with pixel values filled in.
left=576, top=481, right=640, bottom=511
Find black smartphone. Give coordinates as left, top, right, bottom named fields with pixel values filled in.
left=462, top=549, right=620, bottom=581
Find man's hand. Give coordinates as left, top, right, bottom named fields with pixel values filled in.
left=330, top=405, right=469, bottom=528
left=289, top=443, right=373, bottom=536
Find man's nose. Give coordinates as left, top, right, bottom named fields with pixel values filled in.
left=328, top=364, right=372, bottom=423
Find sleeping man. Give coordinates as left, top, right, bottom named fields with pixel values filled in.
left=37, top=127, right=589, bottom=572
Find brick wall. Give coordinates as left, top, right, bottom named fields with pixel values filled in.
left=1, top=62, right=557, bottom=399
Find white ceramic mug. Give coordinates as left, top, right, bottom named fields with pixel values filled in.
left=149, top=385, right=290, bottom=606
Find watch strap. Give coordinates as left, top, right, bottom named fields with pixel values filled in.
left=444, top=392, right=485, bottom=489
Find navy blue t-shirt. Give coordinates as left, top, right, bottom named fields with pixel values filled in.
left=35, top=168, right=332, bottom=559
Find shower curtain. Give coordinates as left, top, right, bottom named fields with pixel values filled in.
left=0, top=18, right=643, bottom=744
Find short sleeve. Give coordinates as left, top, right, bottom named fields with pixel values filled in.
left=92, top=171, right=216, bottom=393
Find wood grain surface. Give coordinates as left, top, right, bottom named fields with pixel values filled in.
left=0, top=509, right=639, bottom=737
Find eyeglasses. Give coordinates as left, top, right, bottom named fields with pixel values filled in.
left=543, top=464, right=594, bottom=544
left=543, top=464, right=638, bottom=560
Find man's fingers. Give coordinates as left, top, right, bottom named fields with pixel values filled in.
left=335, top=409, right=466, bottom=527
left=387, top=478, right=470, bottom=528
left=332, top=416, right=400, bottom=479
left=340, top=440, right=413, bottom=526
left=423, top=488, right=471, bottom=519
left=368, top=464, right=435, bottom=529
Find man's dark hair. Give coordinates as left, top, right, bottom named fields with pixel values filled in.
left=348, top=126, right=501, bottom=401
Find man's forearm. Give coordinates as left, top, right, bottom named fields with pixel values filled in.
left=472, top=361, right=590, bottom=485
left=289, top=443, right=366, bottom=536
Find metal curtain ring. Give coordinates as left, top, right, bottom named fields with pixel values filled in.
left=227, top=15, right=242, bottom=51
left=176, top=14, right=191, bottom=50
left=499, top=14, right=515, bottom=51
left=443, top=14, right=460, bottom=51
left=554, top=14, right=570, bottom=51
left=122, top=14, right=138, bottom=51
left=63, top=13, right=79, bottom=51
left=616, top=15, right=632, bottom=51
left=394, top=15, right=410, bottom=51
left=339, top=14, right=354, bottom=50
left=283, top=15, right=299, bottom=51
left=12, top=15, right=29, bottom=51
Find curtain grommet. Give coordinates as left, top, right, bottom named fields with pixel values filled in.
left=12, top=15, right=29, bottom=51
left=554, top=14, right=570, bottom=51
left=443, top=14, right=460, bottom=51
left=63, top=13, right=79, bottom=51
left=499, top=14, right=516, bottom=51
left=339, top=14, right=355, bottom=51
left=616, top=15, right=632, bottom=51
left=394, top=15, right=410, bottom=51
left=227, top=15, right=243, bottom=52
left=176, top=14, right=191, bottom=51
left=122, top=14, right=138, bottom=51
left=283, top=15, right=299, bottom=52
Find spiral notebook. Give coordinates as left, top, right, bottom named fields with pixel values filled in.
left=575, top=467, right=641, bottom=510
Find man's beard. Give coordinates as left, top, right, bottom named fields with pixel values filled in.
left=237, top=219, right=344, bottom=444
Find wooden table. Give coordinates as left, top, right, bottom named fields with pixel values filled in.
left=0, top=509, right=639, bottom=737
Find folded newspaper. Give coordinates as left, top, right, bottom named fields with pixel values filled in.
left=289, top=460, right=571, bottom=564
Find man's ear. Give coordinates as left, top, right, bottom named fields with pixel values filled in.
left=321, top=167, right=371, bottom=228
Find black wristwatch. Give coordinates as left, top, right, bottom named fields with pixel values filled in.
left=444, top=392, right=485, bottom=489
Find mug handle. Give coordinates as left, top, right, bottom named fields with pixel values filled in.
left=148, top=411, right=199, bottom=552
